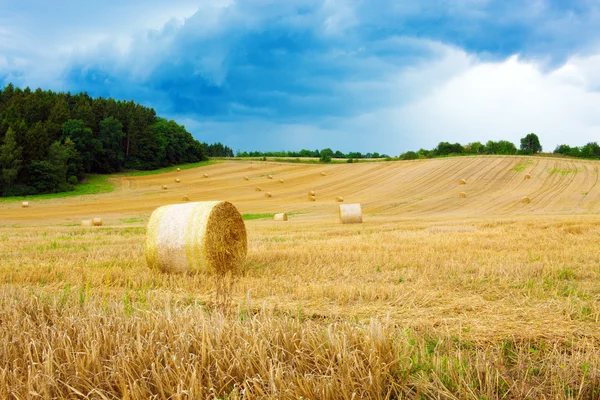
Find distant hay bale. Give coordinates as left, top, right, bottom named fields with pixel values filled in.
left=92, top=218, right=103, bottom=226
left=265, top=192, right=272, bottom=198
left=267, top=175, right=273, bottom=179
left=522, top=196, right=531, bottom=204
left=335, top=196, right=344, bottom=202
left=524, top=174, right=531, bottom=180
left=81, top=219, right=92, bottom=227
left=21, top=201, right=29, bottom=208
left=339, top=203, right=362, bottom=224
left=203, top=174, right=209, bottom=178
left=459, top=192, right=467, bottom=198
left=255, top=186, right=262, bottom=192
left=278, top=179, right=284, bottom=183
left=244, top=176, right=249, bottom=181
left=459, top=179, right=466, bottom=185
left=308, top=191, right=315, bottom=196
left=176, top=168, right=181, bottom=172
left=274, top=213, right=288, bottom=221
left=145, top=201, right=247, bottom=274
left=321, top=172, right=326, bottom=176
left=182, top=196, right=190, bottom=201
left=175, top=178, right=180, bottom=183
left=308, top=195, right=316, bottom=202
left=162, top=185, right=168, bottom=190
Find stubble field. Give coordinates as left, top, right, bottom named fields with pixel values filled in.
left=1, top=156, right=599, bottom=399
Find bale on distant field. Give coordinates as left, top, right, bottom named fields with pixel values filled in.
left=175, top=178, right=180, bottom=183
left=522, top=196, right=531, bottom=204
left=265, top=192, right=272, bottom=198
left=203, top=174, right=209, bottom=178
left=308, top=191, right=315, bottom=196
left=176, top=168, right=181, bottom=172
left=145, top=201, right=247, bottom=274
left=335, top=196, right=344, bottom=202
left=92, top=218, right=103, bottom=226
left=308, top=195, right=316, bottom=202
left=267, top=175, right=273, bottom=179
left=255, top=186, right=262, bottom=192
left=524, top=174, right=531, bottom=180
left=459, top=179, right=466, bottom=185
left=278, top=179, right=284, bottom=183
left=182, top=196, right=190, bottom=201
left=321, top=172, right=326, bottom=176
left=459, top=192, right=467, bottom=198
left=21, top=201, right=29, bottom=208
left=162, top=185, right=168, bottom=190
left=274, top=213, right=288, bottom=221
left=339, top=204, right=362, bottom=224
left=244, top=176, right=249, bottom=181
left=81, top=219, right=92, bottom=227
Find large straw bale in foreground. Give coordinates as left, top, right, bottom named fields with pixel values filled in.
left=21, top=201, right=29, bottom=208
left=92, top=218, right=103, bottom=226
left=146, top=201, right=247, bottom=274
left=274, top=213, right=288, bottom=221
left=339, top=204, right=362, bottom=224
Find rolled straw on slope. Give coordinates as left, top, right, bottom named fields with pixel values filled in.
left=278, top=179, right=284, bottom=183
left=21, top=201, right=29, bottom=208
left=524, top=174, right=531, bottom=180
left=146, top=201, right=247, bottom=274
left=162, top=185, right=168, bottom=190
left=308, top=191, right=315, bottom=196
left=175, top=178, right=180, bottom=183
left=339, top=204, right=362, bottom=224
left=92, top=218, right=103, bottom=226
left=274, top=213, right=288, bottom=221
left=244, top=176, right=249, bottom=181
left=335, top=196, right=344, bottom=202
left=203, top=174, right=209, bottom=178
left=267, top=175, right=273, bottom=179
left=255, top=187, right=262, bottom=192
left=459, top=179, right=466, bottom=185
left=321, top=172, right=326, bottom=176
left=176, top=168, right=181, bottom=172
left=265, top=192, right=272, bottom=198
left=522, top=196, right=531, bottom=204
left=459, top=192, right=467, bottom=198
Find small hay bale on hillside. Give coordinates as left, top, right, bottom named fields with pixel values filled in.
left=265, top=192, right=272, bottom=198
left=524, top=174, right=531, bottom=180
left=278, top=179, right=284, bottom=183
left=162, top=185, right=168, bottom=190
left=175, top=178, right=180, bottom=183
left=459, top=192, right=467, bottom=198
left=321, top=172, right=326, bottom=176
left=267, top=175, right=273, bottom=179
left=21, top=201, right=29, bottom=208
left=308, top=191, right=315, bottom=196
left=255, top=186, right=262, bottom=192
left=274, top=213, right=288, bottom=221
left=176, top=168, right=181, bottom=172
left=339, top=203, right=362, bottom=224
left=335, top=196, right=344, bottom=202
left=92, top=218, right=103, bottom=226
left=81, top=219, right=92, bottom=227
left=308, top=195, right=316, bottom=202
left=145, top=201, right=247, bottom=274
left=203, top=173, right=209, bottom=178
left=244, top=176, right=249, bottom=181
left=522, top=196, right=531, bottom=204
left=459, top=179, right=466, bottom=185
left=182, top=196, right=190, bottom=201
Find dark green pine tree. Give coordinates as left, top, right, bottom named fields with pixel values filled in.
left=0, top=127, right=23, bottom=187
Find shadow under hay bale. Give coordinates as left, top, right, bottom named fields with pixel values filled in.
left=274, top=213, right=288, bottom=221
left=146, top=201, right=247, bottom=275
left=339, top=204, right=362, bottom=224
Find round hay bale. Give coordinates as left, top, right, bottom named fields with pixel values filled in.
left=92, top=218, right=103, bottom=226
left=203, top=173, right=209, bottom=178
left=21, top=201, right=29, bottom=208
left=81, top=219, right=92, bottom=227
left=267, top=175, right=273, bottom=179
left=265, top=192, right=272, bottom=198
left=459, top=192, right=467, bottom=198
left=308, top=195, right=316, bottom=202
left=244, top=176, right=249, bottom=181
left=162, top=185, right=168, bottom=190
left=273, top=213, right=288, bottom=221
left=321, top=172, right=326, bottom=176
left=522, top=196, right=531, bottom=204
left=524, top=174, right=531, bottom=180
left=459, top=179, right=466, bottom=185
left=335, top=196, right=344, bottom=202
left=176, top=168, right=181, bottom=172
left=308, top=191, right=315, bottom=196
left=146, top=201, right=247, bottom=274
left=182, top=196, right=190, bottom=201
left=339, top=204, right=362, bottom=224
left=175, top=178, right=180, bottom=183
left=255, top=186, right=262, bottom=192
left=278, top=179, right=284, bottom=183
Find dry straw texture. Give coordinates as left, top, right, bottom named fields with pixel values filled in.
left=182, top=196, right=190, bottom=202
left=308, top=195, right=316, bottom=202
left=339, top=203, right=362, bottom=224
left=336, top=196, right=344, bottom=202
left=162, top=185, right=167, bottom=190
left=522, top=196, right=531, bottom=204
left=244, top=176, right=249, bottom=181
left=146, top=201, right=247, bottom=275
left=459, top=192, right=467, bottom=198
left=525, top=174, right=531, bottom=180
left=255, top=187, right=262, bottom=192
left=203, top=174, right=209, bottom=178
left=21, top=201, right=29, bottom=208
left=175, top=178, right=180, bottom=183
left=92, top=218, right=103, bottom=226
left=459, top=179, right=466, bottom=185
left=273, top=213, right=288, bottom=221
left=265, top=192, right=272, bottom=198
left=80, top=219, right=91, bottom=227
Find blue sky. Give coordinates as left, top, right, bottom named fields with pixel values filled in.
left=2, top=0, right=600, bottom=154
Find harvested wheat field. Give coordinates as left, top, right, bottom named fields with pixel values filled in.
left=1, top=156, right=600, bottom=399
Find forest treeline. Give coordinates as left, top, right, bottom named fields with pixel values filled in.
left=0, top=84, right=230, bottom=196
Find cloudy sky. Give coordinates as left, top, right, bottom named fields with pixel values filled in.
left=2, top=0, right=600, bottom=155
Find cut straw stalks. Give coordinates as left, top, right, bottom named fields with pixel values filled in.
left=339, top=204, right=362, bottom=224
left=146, top=201, right=247, bottom=275
left=273, top=213, right=288, bottom=221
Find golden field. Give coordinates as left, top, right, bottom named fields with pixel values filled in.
left=1, top=156, right=599, bottom=399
